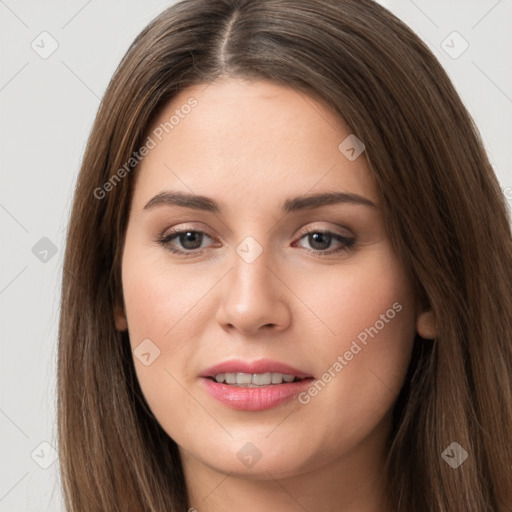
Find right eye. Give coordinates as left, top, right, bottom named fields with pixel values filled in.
left=157, top=228, right=216, bottom=256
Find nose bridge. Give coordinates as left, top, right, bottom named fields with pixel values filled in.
left=215, top=234, right=291, bottom=334
left=233, top=239, right=272, bottom=299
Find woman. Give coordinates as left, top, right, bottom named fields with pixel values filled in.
left=57, top=0, right=512, bottom=510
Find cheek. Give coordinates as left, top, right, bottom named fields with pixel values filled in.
left=121, top=245, right=214, bottom=344
left=293, top=247, right=417, bottom=443
left=120, top=240, right=225, bottom=424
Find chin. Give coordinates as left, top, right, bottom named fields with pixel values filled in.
left=179, top=432, right=322, bottom=481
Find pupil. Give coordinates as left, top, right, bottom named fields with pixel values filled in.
left=310, top=232, right=331, bottom=250
left=180, top=231, right=202, bottom=249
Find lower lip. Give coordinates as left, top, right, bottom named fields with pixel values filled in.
left=201, top=377, right=314, bottom=411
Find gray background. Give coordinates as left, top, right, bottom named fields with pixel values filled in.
left=1, top=0, right=510, bottom=510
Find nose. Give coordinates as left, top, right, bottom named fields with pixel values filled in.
left=215, top=248, right=292, bottom=336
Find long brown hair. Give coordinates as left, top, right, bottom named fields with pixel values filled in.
left=57, top=0, right=512, bottom=510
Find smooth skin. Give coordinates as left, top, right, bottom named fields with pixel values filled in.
left=115, top=77, right=437, bottom=512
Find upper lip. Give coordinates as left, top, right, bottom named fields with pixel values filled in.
left=200, top=358, right=314, bottom=379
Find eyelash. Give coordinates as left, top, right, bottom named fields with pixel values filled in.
left=156, top=226, right=356, bottom=258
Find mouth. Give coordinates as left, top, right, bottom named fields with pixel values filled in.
left=209, top=372, right=309, bottom=387
left=199, top=359, right=315, bottom=411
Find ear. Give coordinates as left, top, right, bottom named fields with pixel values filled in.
left=416, top=308, right=438, bottom=340
left=114, top=302, right=128, bottom=331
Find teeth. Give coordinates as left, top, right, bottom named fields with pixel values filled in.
left=271, top=373, right=283, bottom=384
left=236, top=373, right=253, bottom=385
left=252, top=372, right=272, bottom=385
left=213, top=372, right=301, bottom=386
left=225, top=372, right=237, bottom=384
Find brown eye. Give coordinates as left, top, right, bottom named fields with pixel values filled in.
left=295, top=230, right=356, bottom=255
left=173, top=231, right=204, bottom=250
left=158, top=229, right=214, bottom=255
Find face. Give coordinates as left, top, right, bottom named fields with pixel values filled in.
left=116, top=78, right=430, bottom=481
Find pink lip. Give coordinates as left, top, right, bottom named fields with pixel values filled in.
left=199, top=358, right=315, bottom=411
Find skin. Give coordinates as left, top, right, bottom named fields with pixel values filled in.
left=115, top=77, right=436, bottom=512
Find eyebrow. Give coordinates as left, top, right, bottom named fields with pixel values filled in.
left=143, top=190, right=377, bottom=214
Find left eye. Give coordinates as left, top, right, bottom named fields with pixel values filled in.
left=294, top=230, right=355, bottom=254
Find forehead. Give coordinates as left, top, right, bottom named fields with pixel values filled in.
left=132, top=78, right=376, bottom=210
left=149, top=77, right=350, bottom=145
